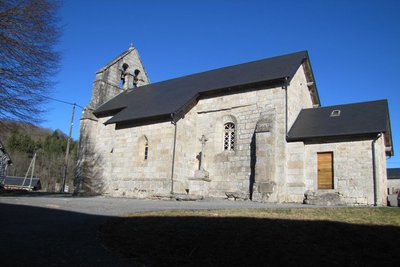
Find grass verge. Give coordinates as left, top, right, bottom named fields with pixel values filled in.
left=100, top=208, right=400, bottom=266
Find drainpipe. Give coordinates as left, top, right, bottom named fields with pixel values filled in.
left=372, top=133, right=382, bottom=206
left=283, top=77, right=289, bottom=137
left=170, top=113, right=178, bottom=195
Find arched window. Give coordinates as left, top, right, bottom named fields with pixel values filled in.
left=138, top=135, right=149, bottom=161
left=224, top=122, right=235, bottom=151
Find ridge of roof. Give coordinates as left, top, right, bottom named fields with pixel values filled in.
left=142, top=50, right=308, bottom=86
left=94, top=50, right=310, bottom=124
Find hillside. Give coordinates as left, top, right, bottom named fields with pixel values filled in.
left=0, top=120, right=78, bottom=192
left=0, top=120, right=54, bottom=141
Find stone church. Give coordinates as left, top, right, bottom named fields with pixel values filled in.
left=76, top=46, right=393, bottom=206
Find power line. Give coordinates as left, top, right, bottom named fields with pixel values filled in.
left=42, top=95, right=84, bottom=109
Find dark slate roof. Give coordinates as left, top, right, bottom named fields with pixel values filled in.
left=387, top=168, right=400, bottom=179
left=287, top=99, right=391, bottom=142
left=94, top=51, right=311, bottom=125
left=0, top=176, right=41, bottom=188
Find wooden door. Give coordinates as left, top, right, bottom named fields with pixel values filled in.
left=317, top=152, right=333, bottom=189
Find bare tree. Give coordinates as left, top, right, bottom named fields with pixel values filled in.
left=0, top=0, right=61, bottom=124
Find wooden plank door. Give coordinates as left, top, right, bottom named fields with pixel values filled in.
left=317, top=152, right=333, bottom=189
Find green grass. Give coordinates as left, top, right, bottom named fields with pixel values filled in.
left=100, top=208, right=400, bottom=266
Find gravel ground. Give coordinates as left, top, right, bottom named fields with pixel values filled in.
left=0, top=192, right=322, bottom=216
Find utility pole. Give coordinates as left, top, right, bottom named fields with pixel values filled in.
left=22, top=152, right=37, bottom=190
left=60, top=103, right=76, bottom=193
left=29, top=153, right=37, bottom=189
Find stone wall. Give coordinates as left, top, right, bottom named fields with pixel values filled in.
left=303, top=135, right=388, bottom=206
left=80, top=82, right=289, bottom=198
left=287, top=63, right=315, bottom=129
left=93, top=117, right=175, bottom=197
left=375, top=134, right=388, bottom=205
left=156, top=84, right=286, bottom=198
left=171, top=64, right=316, bottom=201
left=284, top=64, right=315, bottom=202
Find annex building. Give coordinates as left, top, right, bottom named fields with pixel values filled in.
left=76, top=47, right=393, bottom=206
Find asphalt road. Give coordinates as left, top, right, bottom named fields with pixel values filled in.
left=0, top=193, right=312, bottom=266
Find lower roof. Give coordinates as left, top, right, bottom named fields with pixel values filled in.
left=387, top=168, right=400, bottom=180
left=287, top=100, right=393, bottom=155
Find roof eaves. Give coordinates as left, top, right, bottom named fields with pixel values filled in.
left=112, top=114, right=173, bottom=129
left=384, top=99, right=394, bottom=156
left=287, top=132, right=381, bottom=143
left=94, top=107, right=125, bottom=118
left=93, top=89, right=131, bottom=116
left=302, top=51, right=320, bottom=107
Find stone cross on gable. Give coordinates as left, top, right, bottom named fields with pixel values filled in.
left=199, top=135, right=208, bottom=171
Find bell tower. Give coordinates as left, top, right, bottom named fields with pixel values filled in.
left=87, top=45, right=150, bottom=111
left=75, top=45, right=150, bottom=194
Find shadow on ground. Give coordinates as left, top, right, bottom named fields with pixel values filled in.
left=100, top=215, right=400, bottom=267
left=0, top=203, right=134, bottom=267
left=2, top=200, right=400, bottom=267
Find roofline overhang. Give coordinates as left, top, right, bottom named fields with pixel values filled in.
left=384, top=100, right=394, bottom=156
left=110, top=114, right=172, bottom=129
left=93, top=107, right=125, bottom=118
left=287, top=131, right=393, bottom=157
left=302, top=52, right=321, bottom=107
left=286, top=132, right=384, bottom=143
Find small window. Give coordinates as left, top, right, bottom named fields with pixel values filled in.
left=144, top=142, right=149, bottom=160
left=330, top=110, right=341, bottom=117
left=138, top=135, right=149, bottom=161
left=224, top=122, right=235, bottom=151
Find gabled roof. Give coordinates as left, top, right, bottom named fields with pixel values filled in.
left=94, top=51, right=312, bottom=125
left=387, top=168, right=400, bottom=180
left=287, top=100, right=393, bottom=155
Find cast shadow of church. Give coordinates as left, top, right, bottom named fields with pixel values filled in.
left=100, top=212, right=400, bottom=266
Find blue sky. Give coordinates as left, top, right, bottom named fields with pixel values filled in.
left=45, top=0, right=399, bottom=167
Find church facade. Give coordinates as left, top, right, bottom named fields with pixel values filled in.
left=76, top=47, right=393, bottom=206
